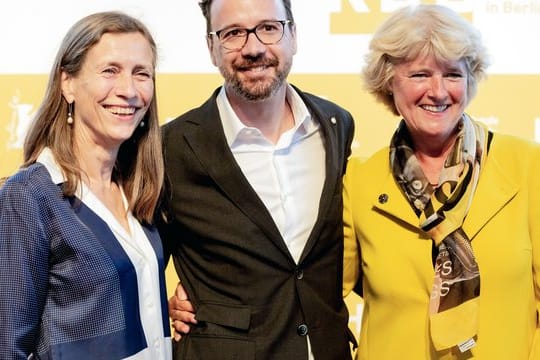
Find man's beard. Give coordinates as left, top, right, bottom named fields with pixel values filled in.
left=220, top=55, right=292, bottom=102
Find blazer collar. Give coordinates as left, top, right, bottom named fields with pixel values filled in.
left=462, top=152, right=518, bottom=238
left=372, top=150, right=518, bottom=239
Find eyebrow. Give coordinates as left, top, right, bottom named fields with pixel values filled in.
left=215, top=19, right=282, bottom=30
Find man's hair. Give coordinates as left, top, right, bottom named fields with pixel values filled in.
left=198, top=0, right=294, bottom=33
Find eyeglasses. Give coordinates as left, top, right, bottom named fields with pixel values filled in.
left=208, top=20, right=292, bottom=51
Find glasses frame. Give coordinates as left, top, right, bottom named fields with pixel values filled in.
left=208, top=20, right=292, bottom=51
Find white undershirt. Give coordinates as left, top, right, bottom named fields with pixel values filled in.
left=38, top=148, right=172, bottom=360
left=218, top=85, right=325, bottom=360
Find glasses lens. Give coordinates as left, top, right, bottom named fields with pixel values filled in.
left=219, top=28, right=247, bottom=50
left=255, top=21, right=285, bottom=44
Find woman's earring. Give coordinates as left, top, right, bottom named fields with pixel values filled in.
left=67, top=102, right=74, bottom=125
left=139, top=121, right=145, bottom=128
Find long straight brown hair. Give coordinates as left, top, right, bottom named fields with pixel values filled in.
left=23, top=11, right=164, bottom=224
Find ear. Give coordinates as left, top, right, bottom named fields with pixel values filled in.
left=290, top=23, right=298, bottom=55
left=387, top=80, right=394, bottom=94
left=206, top=36, right=218, bottom=67
left=61, top=71, right=75, bottom=104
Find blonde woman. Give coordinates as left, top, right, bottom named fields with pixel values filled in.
left=344, top=4, right=540, bottom=359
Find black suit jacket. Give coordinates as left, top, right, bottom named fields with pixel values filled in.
left=160, top=85, right=356, bottom=359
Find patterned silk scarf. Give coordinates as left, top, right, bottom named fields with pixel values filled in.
left=389, top=115, right=488, bottom=353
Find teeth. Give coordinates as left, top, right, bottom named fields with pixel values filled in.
left=243, top=65, right=266, bottom=72
left=107, top=106, right=136, bottom=115
left=422, top=105, right=447, bottom=112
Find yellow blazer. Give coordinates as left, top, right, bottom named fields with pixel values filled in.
left=343, top=131, right=540, bottom=359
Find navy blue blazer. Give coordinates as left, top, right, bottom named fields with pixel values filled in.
left=0, top=163, right=170, bottom=359
left=160, top=85, right=356, bottom=360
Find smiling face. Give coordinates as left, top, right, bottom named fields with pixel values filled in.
left=61, top=31, right=154, bottom=152
left=390, top=53, right=469, bottom=150
left=207, top=0, right=297, bottom=102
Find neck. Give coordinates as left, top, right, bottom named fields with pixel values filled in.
left=414, top=143, right=454, bottom=185
left=75, top=143, right=130, bottom=232
left=226, top=84, right=294, bottom=144
left=74, top=141, right=117, bottom=188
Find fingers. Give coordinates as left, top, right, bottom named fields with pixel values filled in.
left=172, top=319, right=191, bottom=341
left=169, top=282, right=196, bottom=317
left=170, top=307, right=197, bottom=324
left=175, top=281, right=188, bottom=299
left=172, top=298, right=194, bottom=313
left=168, top=294, right=197, bottom=322
left=169, top=282, right=198, bottom=342
left=169, top=301, right=197, bottom=341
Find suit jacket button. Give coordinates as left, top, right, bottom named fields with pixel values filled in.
left=295, top=269, right=304, bottom=280
left=378, top=193, right=389, bottom=204
left=297, top=324, right=308, bottom=336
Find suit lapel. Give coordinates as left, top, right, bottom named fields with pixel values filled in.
left=296, top=93, right=341, bottom=261
left=182, top=90, right=292, bottom=259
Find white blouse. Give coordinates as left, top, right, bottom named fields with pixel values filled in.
left=38, top=148, right=172, bottom=360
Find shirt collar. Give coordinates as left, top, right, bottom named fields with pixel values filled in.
left=217, top=84, right=317, bottom=148
left=36, top=147, right=127, bottom=207
left=37, top=147, right=66, bottom=185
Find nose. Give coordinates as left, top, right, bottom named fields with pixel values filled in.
left=240, top=31, right=266, bottom=56
left=115, top=73, right=137, bottom=98
left=428, top=75, right=448, bottom=99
